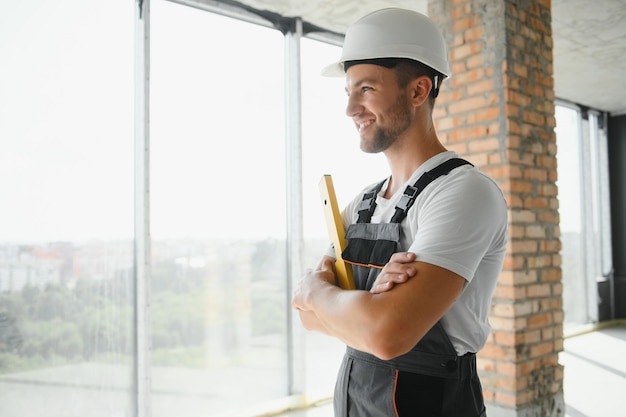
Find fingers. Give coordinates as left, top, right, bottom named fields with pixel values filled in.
left=319, top=257, right=335, bottom=272
left=369, top=252, right=417, bottom=294
left=381, top=253, right=416, bottom=277
left=292, top=259, right=339, bottom=311
left=316, top=257, right=338, bottom=286
left=388, top=251, right=416, bottom=264
left=370, top=274, right=408, bottom=294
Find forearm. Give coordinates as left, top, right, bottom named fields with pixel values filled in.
left=295, top=307, right=323, bottom=331
left=293, top=258, right=380, bottom=351
left=293, top=254, right=425, bottom=358
left=305, top=281, right=381, bottom=353
left=303, top=260, right=466, bottom=360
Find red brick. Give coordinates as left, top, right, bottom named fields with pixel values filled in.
left=527, top=283, right=552, bottom=298
left=530, top=341, right=554, bottom=357
left=468, top=137, right=501, bottom=153
left=510, top=239, right=538, bottom=253
left=527, top=312, right=552, bottom=328
left=435, top=0, right=559, bottom=408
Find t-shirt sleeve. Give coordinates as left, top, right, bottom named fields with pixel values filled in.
left=407, top=171, right=507, bottom=282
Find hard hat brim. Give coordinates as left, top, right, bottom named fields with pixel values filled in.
left=320, top=58, right=451, bottom=79
left=321, top=61, right=345, bottom=77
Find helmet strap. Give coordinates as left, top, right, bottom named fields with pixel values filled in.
left=432, top=74, right=440, bottom=99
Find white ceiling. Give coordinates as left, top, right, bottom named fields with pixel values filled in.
left=208, top=0, right=626, bottom=116
left=552, top=0, right=626, bottom=115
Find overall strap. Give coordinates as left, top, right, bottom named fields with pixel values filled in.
left=390, top=158, right=473, bottom=223
left=356, top=180, right=386, bottom=223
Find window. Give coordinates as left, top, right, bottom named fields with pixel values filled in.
left=150, top=2, right=288, bottom=415
left=555, top=103, right=612, bottom=328
left=0, top=1, right=395, bottom=415
left=0, top=1, right=135, bottom=415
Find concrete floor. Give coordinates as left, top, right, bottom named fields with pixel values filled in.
left=278, top=322, right=626, bottom=417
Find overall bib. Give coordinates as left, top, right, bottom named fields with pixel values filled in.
left=333, top=159, right=487, bottom=417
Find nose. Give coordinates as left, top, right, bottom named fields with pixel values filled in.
left=345, top=94, right=362, bottom=118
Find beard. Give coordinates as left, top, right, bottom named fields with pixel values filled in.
left=361, top=93, right=413, bottom=154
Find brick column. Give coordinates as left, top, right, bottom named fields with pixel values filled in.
left=429, top=1, right=564, bottom=416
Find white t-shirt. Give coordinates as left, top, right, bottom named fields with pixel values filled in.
left=340, top=151, right=508, bottom=355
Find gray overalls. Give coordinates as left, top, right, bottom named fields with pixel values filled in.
left=333, top=158, right=487, bottom=417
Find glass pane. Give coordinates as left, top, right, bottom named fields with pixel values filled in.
left=0, top=1, right=134, bottom=416
left=588, top=113, right=612, bottom=280
left=300, top=37, right=388, bottom=400
left=150, top=2, right=287, bottom=415
left=555, top=105, right=587, bottom=326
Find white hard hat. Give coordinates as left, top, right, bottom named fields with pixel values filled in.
left=322, top=8, right=451, bottom=78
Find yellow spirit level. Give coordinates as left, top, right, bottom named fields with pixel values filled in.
left=319, top=175, right=355, bottom=290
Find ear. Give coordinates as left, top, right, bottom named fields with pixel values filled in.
left=409, top=75, right=432, bottom=107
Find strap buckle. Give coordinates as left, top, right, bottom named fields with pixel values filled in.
left=396, top=185, right=420, bottom=212
left=357, top=191, right=377, bottom=213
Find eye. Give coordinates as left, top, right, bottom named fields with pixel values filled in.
left=361, top=86, right=372, bottom=94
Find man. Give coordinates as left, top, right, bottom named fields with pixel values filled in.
left=292, top=8, right=507, bottom=417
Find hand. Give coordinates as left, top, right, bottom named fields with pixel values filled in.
left=370, top=252, right=417, bottom=294
left=292, top=257, right=337, bottom=311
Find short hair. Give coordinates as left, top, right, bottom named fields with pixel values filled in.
left=344, top=58, right=442, bottom=107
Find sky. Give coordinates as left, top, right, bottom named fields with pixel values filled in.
left=0, top=0, right=585, bottom=244
left=0, top=0, right=388, bottom=243
left=0, top=0, right=135, bottom=242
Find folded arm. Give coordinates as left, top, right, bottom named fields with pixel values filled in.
left=292, top=253, right=465, bottom=360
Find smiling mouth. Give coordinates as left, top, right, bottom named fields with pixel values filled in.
left=357, top=119, right=374, bottom=132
